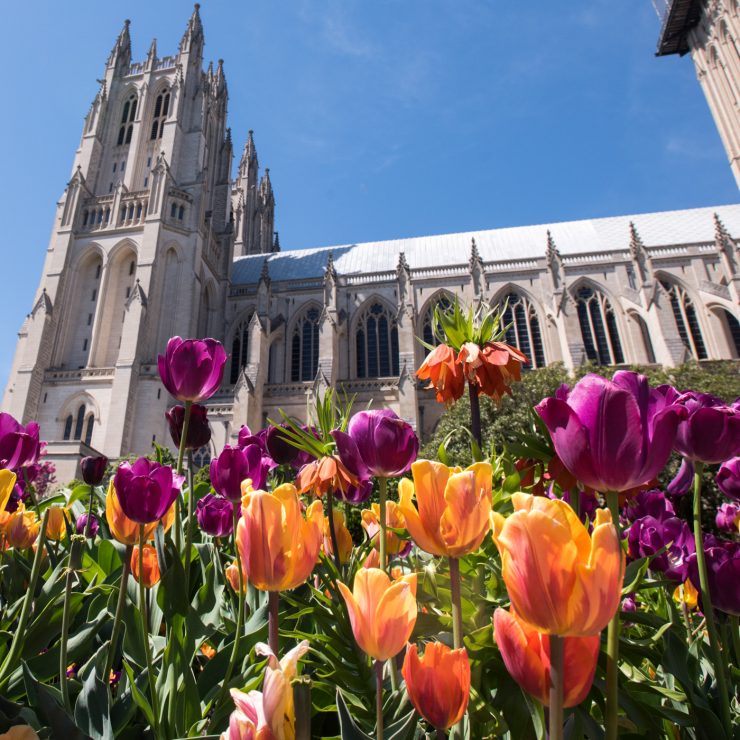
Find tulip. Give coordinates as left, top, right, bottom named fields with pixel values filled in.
left=0, top=726, right=41, bottom=740
left=157, top=336, right=227, bottom=403
left=626, top=509, right=694, bottom=583
left=197, top=493, right=235, bottom=537
left=673, top=392, right=740, bottom=465
left=0, top=469, right=16, bottom=515
left=535, top=371, right=685, bottom=494
left=80, top=455, right=108, bottom=486
left=687, top=536, right=740, bottom=616
left=402, top=642, right=470, bottom=730
left=416, top=344, right=465, bottom=405
left=4, top=504, right=39, bottom=549
left=493, top=608, right=600, bottom=708
left=0, top=413, right=40, bottom=471
left=491, top=493, right=623, bottom=636
left=322, top=509, right=354, bottom=565
left=716, top=502, right=740, bottom=533
left=113, top=458, right=183, bottom=525
left=265, top=424, right=299, bottom=465
left=224, top=690, right=272, bottom=740
left=166, top=403, right=212, bottom=450
left=673, top=579, right=699, bottom=611
left=211, top=445, right=267, bottom=502
left=397, top=460, right=492, bottom=558
left=337, top=567, right=417, bottom=661
left=716, top=457, right=740, bottom=501
left=237, top=483, right=324, bottom=592
left=347, top=409, right=418, bottom=477
left=130, top=544, right=161, bottom=587
left=105, top=480, right=160, bottom=546
left=75, top=513, right=100, bottom=538
left=44, top=506, right=68, bottom=541
left=225, top=560, right=247, bottom=593
left=361, top=502, right=409, bottom=556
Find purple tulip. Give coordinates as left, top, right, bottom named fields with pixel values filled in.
left=237, top=425, right=277, bottom=471
left=672, top=392, right=740, bottom=464
left=196, top=493, right=235, bottom=537
left=209, top=444, right=267, bottom=501
left=330, top=430, right=373, bottom=503
left=624, top=490, right=675, bottom=523
left=265, top=424, right=299, bottom=465
left=166, top=404, right=212, bottom=450
left=621, top=595, right=637, bottom=613
left=716, top=502, right=740, bottom=532
left=157, top=336, right=227, bottom=403
left=76, top=513, right=100, bottom=538
left=346, top=409, right=419, bottom=478
left=535, top=371, right=685, bottom=493
left=80, top=455, right=108, bottom=486
left=687, top=536, right=740, bottom=616
left=717, top=457, right=740, bottom=501
left=627, top=511, right=695, bottom=582
left=113, top=458, right=184, bottom=524
left=0, top=412, right=40, bottom=471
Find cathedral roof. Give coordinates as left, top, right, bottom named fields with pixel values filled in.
left=231, top=203, right=740, bottom=285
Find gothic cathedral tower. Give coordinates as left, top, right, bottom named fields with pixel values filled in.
left=656, top=0, right=740, bottom=188
left=2, top=6, right=271, bottom=472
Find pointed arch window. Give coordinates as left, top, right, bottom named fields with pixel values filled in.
left=63, top=415, right=73, bottom=440
left=229, top=316, right=252, bottom=385
left=150, top=89, right=170, bottom=141
left=721, top=309, right=740, bottom=358
left=501, top=292, right=546, bottom=369
left=660, top=280, right=707, bottom=360
left=356, top=302, right=399, bottom=378
left=74, top=405, right=86, bottom=440
left=84, top=414, right=94, bottom=446
left=421, top=294, right=452, bottom=354
left=291, top=307, right=320, bottom=382
left=117, top=93, right=137, bottom=147
left=574, top=286, right=624, bottom=365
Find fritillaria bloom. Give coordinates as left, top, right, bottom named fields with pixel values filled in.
left=402, top=642, right=470, bottom=730
left=416, top=344, right=465, bottom=405
left=491, top=493, right=624, bottom=636
left=157, top=336, right=227, bottom=403
left=493, top=608, right=600, bottom=707
left=458, top=341, right=527, bottom=402
left=397, top=460, right=492, bottom=558
left=236, top=483, right=324, bottom=591
left=337, top=567, right=417, bottom=661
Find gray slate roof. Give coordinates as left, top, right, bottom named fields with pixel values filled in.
left=231, top=203, right=740, bottom=285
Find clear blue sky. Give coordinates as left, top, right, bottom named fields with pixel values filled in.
left=0, top=1, right=737, bottom=390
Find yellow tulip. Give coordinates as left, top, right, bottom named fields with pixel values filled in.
left=323, top=509, right=354, bottom=564
left=44, top=506, right=68, bottom=541
left=0, top=469, right=16, bottom=515
left=4, top=504, right=39, bottom=549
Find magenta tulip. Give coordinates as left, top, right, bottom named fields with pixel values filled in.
left=329, top=430, right=373, bottom=503
left=76, top=513, right=100, bottom=538
left=346, top=409, right=419, bottom=478
left=717, top=457, right=740, bottom=501
left=716, top=502, right=740, bottom=532
left=209, top=444, right=267, bottom=501
left=672, top=392, right=740, bottom=465
left=535, top=371, right=685, bottom=493
left=166, top=404, right=212, bottom=450
left=0, top=413, right=40, bottom=471
left=265, top=424, right=299, bottom=465
left=687, top=536, right=740, bottom=616
left=113, top=457, right=184, bottom=524
left=80, top=455, right=108, bottom=486
left=157, top=336, right=227, bottom=403
left=196, top=493, right=235, bottom=537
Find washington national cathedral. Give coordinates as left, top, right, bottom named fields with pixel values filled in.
left=3, top=3, right=740, bottom=480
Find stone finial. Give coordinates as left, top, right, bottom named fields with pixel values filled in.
left=324, top=250, right=337, bottom=282
left=107, top=18, right=132, bottom=69
left=179, top=3, right=203, bottom=53
left=273, top=231, right=281, bottom=252
left=628, top=221, right=645, bottom=258
left=397, top=250, right=410, bottom=274
left=259, top=258, right=270, bottom=284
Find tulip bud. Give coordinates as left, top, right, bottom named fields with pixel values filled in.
left=80, top=455, right=108, bottom=486
left=196, top=493, right=235, bottom=537
left=44, top=506, right=68, bottom=541
left=361, top=501, right=409, bottom=556
left=225, top=559, right=247, bottom=593
left=265, top=424, right=299, bottom=465
left=166, top=404, right=212, bottom=451
left=346, top=409, right=419, bottom=478
left=75, top=513, right=100, bottom=538
left=131, top=544, right=161, bottom=587
left=157, top=336, right=227, bottom=403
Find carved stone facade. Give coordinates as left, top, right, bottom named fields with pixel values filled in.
left=4, top=9, right=740, bottom=481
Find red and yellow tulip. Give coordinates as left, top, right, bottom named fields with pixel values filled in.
left=4, top=504, right=39, bottom=549
left=322, top=509, right=354, bottom=565
left=361, top=501, right=408, bottom=556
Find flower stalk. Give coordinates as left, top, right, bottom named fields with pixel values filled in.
left=138, top=524, right=160, bottom=736
left=104, top=545, right=133, bottom=685
left=548, top=635, right=565, bottom=740
left=60, top=535, right=84, bottom=711
left=378, top=477, right=388, bottom=573
left=326, top=488, right=342, bottom=573
left=184, top=448, right=195, bottom=598
left=467, top=380, right=482, bottom=452
left=605, top=491, right=621, bottom=740
left=269, top=590, right=280, bottom=656
left=449, top=556, right=464, bottom=740
left=375, top=659, right=384, bottom=740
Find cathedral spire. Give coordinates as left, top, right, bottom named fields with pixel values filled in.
left=107, top=19, right=131, bottom=71
left=260, top=168, right=273, bottom=199
left=273, top=231, right=281, bottom=252
left=215, top=58, right=227, bottom=95
left=179, top=3, right=204, bottom=56
left=238, top=130, right=257, bottom=179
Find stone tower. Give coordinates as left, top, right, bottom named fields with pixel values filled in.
left=655, top=0, right=740, bottom=188
left=1, top=6, right=246, bottom=475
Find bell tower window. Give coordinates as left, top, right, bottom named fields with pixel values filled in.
left=150, top=89, right=170, bottom=141
left=117, top=94, right=137, bottom=147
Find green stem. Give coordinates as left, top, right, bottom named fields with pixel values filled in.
left=104, top=545, right=132, bottom=685
left=0, top=508, right=49, bottom=690
left=138, top=525, right=160, bottom=736
left=326, top=489, right=342, bottom=573
left=467, top=380, right=482, bottom=454
left=173, top=401, right=192, bottom=554
left=730, top=616, right=740, bottom=668
left=84, top=483, right=95, bottom=540
left=449, top=556, right=464, bottom=740
left=375, top=659, right=384, bottom=740
left=378, top=476, right=388, bottom=574
left=605, top=491, right=621, bottom=740
left=268, top=590, right=279, bottom=656
left=184, top=448, right=195, bottom=600
left=691, top=463, right=732, bottom=738
left=22, top=469, right=41, bottom=519
left=60, top=537, right=83, bottom=711
left=548, top=635, right=564, bottom=740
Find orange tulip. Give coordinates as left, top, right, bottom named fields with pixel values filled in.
left=323, top=509, right=354, bottom=564
left=130, top=544, right=161, bottom=587
left=402, top=642, right=470, bottom=730
left=0, top=469, right=16, bottom=514
left=491, top=493, right=624, bottom=636
left=4, top=504, right=39, bottom=549
left=493, top=607, right=599, bottom=707
left=237, top=483, right=324, bottom=591
left=226, top=559, right=247, bottom=593
left=416, top=344, right=465, bottom=406
left=44, top=506, right=68, bottom=541
left=105, top=480, right=173, bottom=546
left=295, top=455, right=359, bottom=498
left=200, top=643, right=217, bottom=660
left=338, top=567, right=417, bottom=661
left=673, top=580, right=699, bottom=611
left=397, top=460, right=492, bottom=558
left=361, top=501, right=408, bottom=556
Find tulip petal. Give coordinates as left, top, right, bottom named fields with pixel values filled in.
left=373, top=574, right=418, bottom=661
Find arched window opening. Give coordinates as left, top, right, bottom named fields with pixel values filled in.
left=660, top=280, right=707, bottom=360
left=74, top=405, right=86, bottom=441
left=84, top=415, right=94, bottom=446
left=356, top=302, right=399, bottom=378
left=291, top=307, right=320, bottom=382
left=631, top=313, right=656, bottom=364
left=192, top=445, right=212, bottom=470
left=421, top=294, right=452, bottom=354
left=501, top=292, right=546, bottom=369
left=150, top=89, right=170, bottom=141
left=117, top=93, right=137, bottom=147
left=63, top=415, right=73, bottom=440
left=720, top=309, right=740, bottom=357
left=230, top=317, right=252, bottom=385
left=574, top=286, right=624, bottom=365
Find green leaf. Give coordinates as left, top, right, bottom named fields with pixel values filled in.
left=74, top=645, right=113, bottom=740
left=336, top=689, right=373, bottom=740
left=122, top=660, right=156, bottom=730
